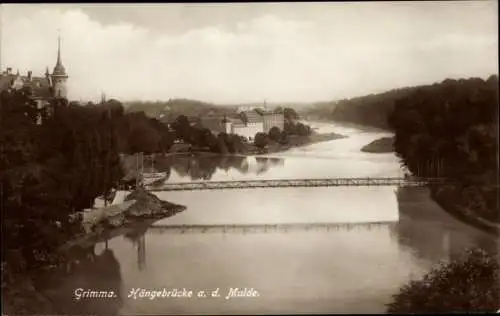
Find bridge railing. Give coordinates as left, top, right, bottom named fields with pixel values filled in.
left=144, top=177, right=451, bottom=191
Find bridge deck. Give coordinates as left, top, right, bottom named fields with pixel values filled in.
left=147, top=222, right=396, bottom=234
left=145, top=177, right=448, bottom=191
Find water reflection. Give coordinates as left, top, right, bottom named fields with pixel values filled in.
left=124, top=225, right=149, bottom=271
left=395, top=187, right=497, bottom=267
left=39, top=244, right=123, bottom=316
left=148, top=155, right=285, bottom=181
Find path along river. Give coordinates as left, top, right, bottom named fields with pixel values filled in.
left=40, top=121, right=497, bottom=315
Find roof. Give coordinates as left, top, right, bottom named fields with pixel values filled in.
left=227, top=117, right=245, bottom=125
left=240, top=110, right=263, bottom=123
left=255, top=108, right=283, bottom=115
left=0, top=73, right=52, bottom=98
left=24, top=77, right=53, bottom=98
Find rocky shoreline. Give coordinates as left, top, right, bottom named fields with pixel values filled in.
left=61, top=188, right=186, bottom=251
left=2, top=189, right=186, bottom=316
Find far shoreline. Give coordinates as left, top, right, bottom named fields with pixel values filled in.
left=157, top=131, right=347, bottom=159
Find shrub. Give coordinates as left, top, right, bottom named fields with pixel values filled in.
left=387, top=248, right=500, bottom=313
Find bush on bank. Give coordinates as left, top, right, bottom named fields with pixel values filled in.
left=387, top=248, right=500, bottom=313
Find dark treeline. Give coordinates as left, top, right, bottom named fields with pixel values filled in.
left=387, top=75, right=499, bottom=223
left=298, top=86, right=426, bottom=130
left=0, top=88, right=175, bottom=279
left=388, top=76, right=498, bottom=181
left=331, top=87, right=420, bottom=130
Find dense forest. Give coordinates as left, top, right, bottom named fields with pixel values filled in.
left=331, top=87, right=424, bottom=130
left=296, top=86, right=438, bottom=130
left=0, top=88, right=176, bottom=279
left=388, top=76, right=498, bottom=181
left=387, top=75, right=499, bottom=223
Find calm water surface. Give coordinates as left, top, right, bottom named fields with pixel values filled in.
left=41, top=121, right=496, bottom=315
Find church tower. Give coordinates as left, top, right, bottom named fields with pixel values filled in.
left=51, top=36, right=69, bottom=99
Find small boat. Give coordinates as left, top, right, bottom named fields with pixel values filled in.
left=143, top=172, right=168, bottom=179
left=142, top=175, right=167, bottom=186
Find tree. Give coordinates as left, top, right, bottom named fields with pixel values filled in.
left=226, top=134, right=245, bottom=153
left=171, top=115, right=192, bottom=142
left=284, top=107, right=299, bottom=121
left=296, top=122, right=312, bottom=136
left=268, top=126, right=282, bottom=142
left=388, top=248, right=499, bottom=313
left=254, top=132, right=269, bottom=150
left=279, top=130, right=289, bottom=144
left=216, top=136, right=228, bottom=154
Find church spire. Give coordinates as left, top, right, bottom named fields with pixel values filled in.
left=51, top=32, right=69, bottom=99
left=53, top=32, right=67, bottom=76
left=57, top=35, right=62, bottom=66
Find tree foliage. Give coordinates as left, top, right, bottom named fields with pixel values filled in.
left=388, top=75, right=499, bottom=223
left=1, top=90, right=176, bottom=273
left=283, top=107, right=300, bottom=121
left=387, top=248, right=500, bottom=313
left=268, top=126, right=282, bottom=142
left=388, top=76, right=498, bottom=181
left=254, top=132, right=269, bottom=149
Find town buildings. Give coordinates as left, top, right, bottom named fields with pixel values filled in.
left=0, top=36, right=69, bottom=123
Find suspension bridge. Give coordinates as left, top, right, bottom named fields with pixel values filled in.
left=143, top=177, right=450, bottom=192
left=146, top=221, right=396, bottom=235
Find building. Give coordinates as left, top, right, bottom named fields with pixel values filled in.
left=200, top=107, right=285, bottom=142
left=0, top=36, right=69, bottom=123
left=226, top=110, right=265, bottom=141
left=255, top=108, right=285, bottom=133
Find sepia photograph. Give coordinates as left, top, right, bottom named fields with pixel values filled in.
left=0, top=1, right=499, bottom=315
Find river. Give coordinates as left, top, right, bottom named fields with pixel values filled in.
left=39, top=121, right=497, bottom=315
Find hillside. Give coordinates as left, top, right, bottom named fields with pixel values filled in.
left=300, top=86, right=427, bottom=130
left=301, top=76, right=497, bottom=130
left=125, top=99, right=236, bottom=122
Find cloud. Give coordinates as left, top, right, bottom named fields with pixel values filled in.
left=1, top=4, right=497, bottom=103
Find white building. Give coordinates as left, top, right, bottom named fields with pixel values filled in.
left=200, top=109, right=284, bottom=142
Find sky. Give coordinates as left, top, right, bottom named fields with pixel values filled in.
left=0, top=2, right=498, bottom=104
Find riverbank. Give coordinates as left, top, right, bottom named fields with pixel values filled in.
left=120, top=132, right=346, bottom=165
left=391, top=186, right=499, bottom=313
left=387, top=248, right=499, bottom=313
left=61, top=188, right=186, bottom=251
left=430, top=185, right=500, bottom=235
left=361, top=136, right=394, bottom=153
left=258, top=132, right=347, bottom=155
left=315, top=119, right=392, bottom=133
